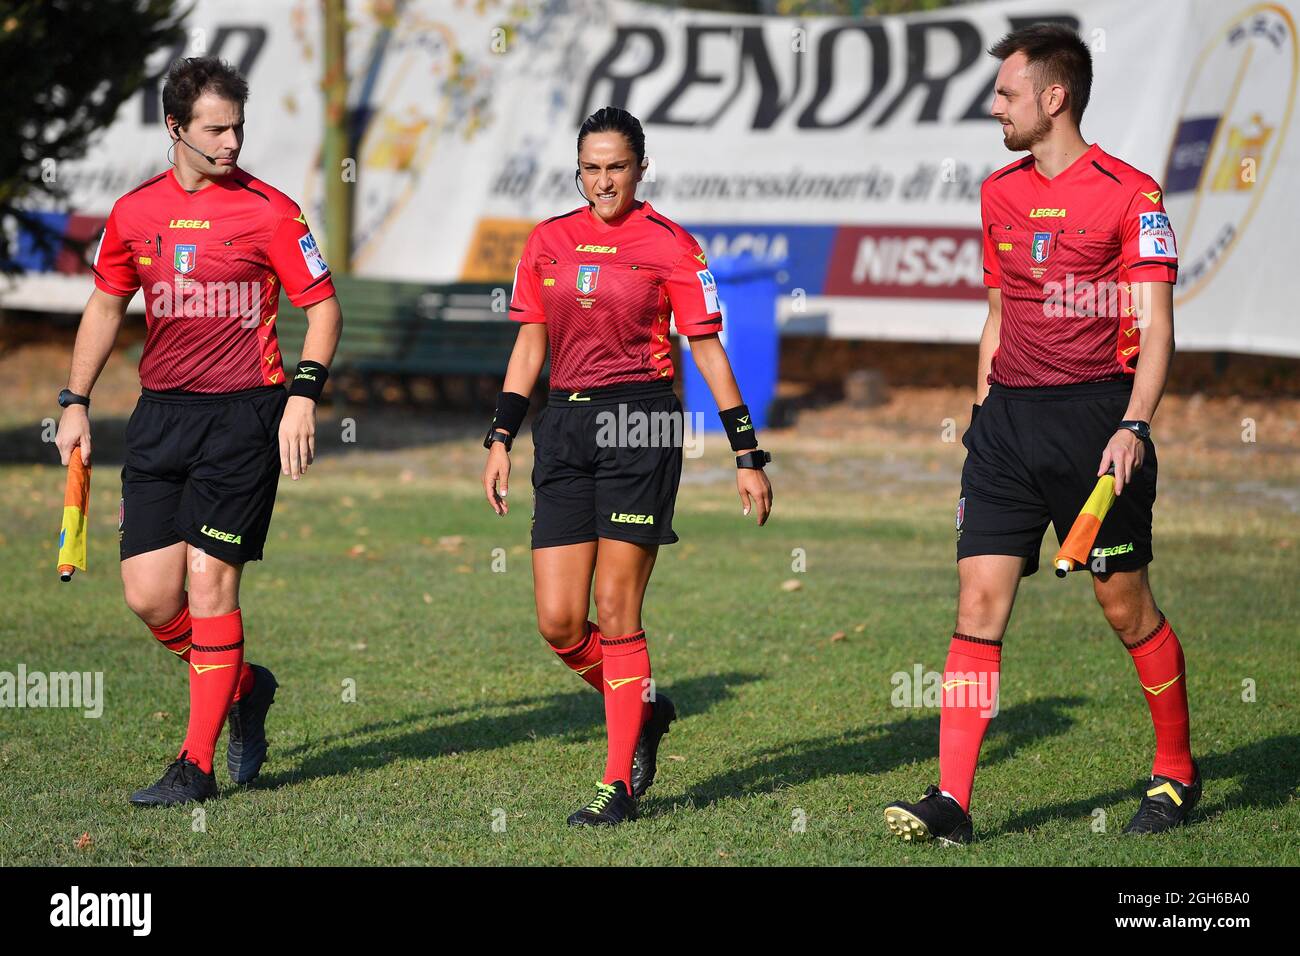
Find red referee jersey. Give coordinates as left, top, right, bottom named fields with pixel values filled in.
left=509, top=200, right=722, bottom=391
left=92, top=167, right=336, bottom=393
left=981, top=144, right=1178, bottom=388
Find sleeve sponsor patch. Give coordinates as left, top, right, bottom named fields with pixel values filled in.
left=697, top=268, right=720, bottom=314
left=1137, top=212, right=1177, bottom=259
left=298, top=231, right=329, bottom=278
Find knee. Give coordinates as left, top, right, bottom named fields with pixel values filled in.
left=1097, top=595, right=1146, bottom=642
left=187, top=570, right=239, bottom=618
left=121, top=580, right=184, bottom=628
left=593, top=587, right=638, bottom=636
left=956, top=587, right=1009, bottom=637
left=536, top=612, right=587, bottom=649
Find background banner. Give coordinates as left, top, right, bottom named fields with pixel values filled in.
left=10, top=0, right=1297, bottom=356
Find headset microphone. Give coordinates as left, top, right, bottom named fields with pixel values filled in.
left=172, top=125, right=218, bottom=165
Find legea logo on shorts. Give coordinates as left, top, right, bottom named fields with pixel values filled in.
left=201, top=524, right=242, bottom=545
left=610, top=512, right=655, bottom=525
left=1091, top=542, right=1134, bottom=558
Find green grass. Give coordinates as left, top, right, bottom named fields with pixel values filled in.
left=0, top=417, right=1297, bottom=866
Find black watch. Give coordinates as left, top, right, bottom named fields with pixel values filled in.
left=736, top=449, right=771, bottom=470
left=483, top=428, right=512, bottom=453
left=58, top=388, right=90, bottom=409
left=1117, top=420, right=1151, bottom=441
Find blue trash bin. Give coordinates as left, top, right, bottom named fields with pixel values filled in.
left=681, top=252, right=781, bottom=432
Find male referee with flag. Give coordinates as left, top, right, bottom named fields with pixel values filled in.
left=54, top=57, right=341, bottom=806
left=884, top=24, right=1197, bottom=843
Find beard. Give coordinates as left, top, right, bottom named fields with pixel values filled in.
left=1002, top=104, right=1052, bottom=152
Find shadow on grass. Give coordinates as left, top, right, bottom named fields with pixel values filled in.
left=253, top=670, right=760, bottom=791
left=666, top=695, right=1086, bottom=812
left=997, top=733, right=1300, bottom=836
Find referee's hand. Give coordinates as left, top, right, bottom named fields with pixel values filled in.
left=55, top=406, right=92, bottom=466
left=1098, top=428, right=1144, bottom=496
left=738, top=461, right=772, bottom=526
left=483, top=442, right=511, bottom=515
left=279, top=395, right=316, bottom=480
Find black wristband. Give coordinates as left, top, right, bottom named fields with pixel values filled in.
left=971, top=403, right=981, bottom=424
left=289, top=361, right=329, bottom=402
left=718, top=404, right=759, bottom=451
left=491, top=391, right=530, bottom=438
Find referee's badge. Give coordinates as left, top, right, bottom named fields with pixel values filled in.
left=174, top=243, right=197, bottom=275
left=1030, top=232, right=1052, bottom=263
left=576, top=264, right=599, bottom=295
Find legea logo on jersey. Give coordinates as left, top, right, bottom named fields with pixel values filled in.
left=174, top=244, right=197, bottom=275
left=576, top=264, right=599, bottom=295
left=1030, top=232, right=1052, bottom=263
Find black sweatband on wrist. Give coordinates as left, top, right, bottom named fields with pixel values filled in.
left=288, top=361, right=329, bottom=401
left=718, top=404, right=758, bottom=451
left=971, top=403, right=981, bottom=424
left=491, top=391, right=530, bottom=437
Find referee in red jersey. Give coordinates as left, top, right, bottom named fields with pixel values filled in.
left=54, top=58, right=341, bottom=806
left=482, top=107, right=773, bottom=826
left=885, top=25, right=1197, bottom=843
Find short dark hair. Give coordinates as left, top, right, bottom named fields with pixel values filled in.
left=989, top=24, right=1093, bottom=122
left=162, top=56, right=248, bottom=130
left=577, top=106, right=646, bottom=165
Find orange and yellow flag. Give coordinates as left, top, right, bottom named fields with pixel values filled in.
left=57, top=454, right=91, bottom=582
left=1054, top=471, right=1117, bottom=577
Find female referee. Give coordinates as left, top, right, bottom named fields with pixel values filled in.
left=481, top=107, right=773, bottom=827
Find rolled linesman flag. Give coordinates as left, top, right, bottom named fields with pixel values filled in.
left=57, top=453, right=91, bottom=582
left=1054, top=465, right=1117, bottom=577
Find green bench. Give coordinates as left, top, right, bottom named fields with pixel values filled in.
left=275, top=276, right=540, bottom=405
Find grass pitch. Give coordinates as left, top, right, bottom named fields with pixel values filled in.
left=1, top=377, right=1297, bottom=866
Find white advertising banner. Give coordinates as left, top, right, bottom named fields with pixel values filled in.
left=10, top=0, right=1298, bottom=356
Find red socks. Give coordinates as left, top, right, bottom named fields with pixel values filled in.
left=1126, top=615, right=1194, bottom=785
left=599, top=629, right=651, bottom=790
left=554, top=621, right=604, bottom=693
left=148, top=604, right=193, bottom=660
left=179, top=609, right=245, bottom=774
left=149, top=599, right=253, bottom=701
left=938, top=633, right=1002, bottom=814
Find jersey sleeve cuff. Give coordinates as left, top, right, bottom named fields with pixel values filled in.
left=1125, top=264, right=1178, bottom=283
left=509, top=307, right=546, bottom=324
left=674, top=315, right=723, bottom=336
left=286, top=274, right=337, bottom=309
left=92, top=273, right=138, bottom=297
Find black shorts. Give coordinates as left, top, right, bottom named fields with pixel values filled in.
left=530, top=380, right=684, bottom=549
left=956, top=379, right=1157, bottom=576
left=119, top=385, right=288, bottom=565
